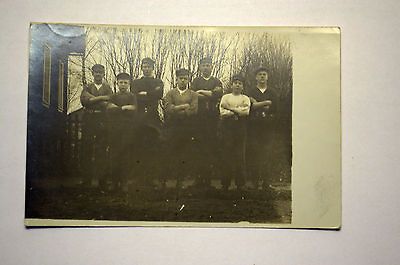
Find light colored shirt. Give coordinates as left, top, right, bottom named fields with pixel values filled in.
left=219, top=93, right=250, bottom=117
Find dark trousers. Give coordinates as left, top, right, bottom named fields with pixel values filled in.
left=107, top=116, right=136, bottom=188
left=81, top=112, right=109, bottom=187
left=194, top=116, right=220, bottom=186
left=135, top=124, right=162, bottom=186
left=219, top=118, right=247, bottom=189
left=246, top=120, right=274, bottom=186
left=164, top=120, right=196, bottom=187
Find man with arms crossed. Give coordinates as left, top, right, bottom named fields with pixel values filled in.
left=164, top=68, right=198, bottom=189
left=219, top=74, right=250, bottom=191
left=191, top=57, right=223, bottom=189
left=246, top=67, right=278, bottom=191
left=80, top=64, right=113, bottom=190
left=132, top=58, right=164, bottom=188
left=107, top=72, right=137, bottom=192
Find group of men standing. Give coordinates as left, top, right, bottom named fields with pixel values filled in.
left=80, top=57, right=278, bottom=193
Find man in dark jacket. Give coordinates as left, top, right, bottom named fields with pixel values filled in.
left=107, top=72, right=137, bottom=192
left=132, top=58, right=164, bottom=131
left=191, top=57, right=223, bottom=189
left=131, top=58, right=164, bottom=188
left=245, top=67, right=278, bottom=190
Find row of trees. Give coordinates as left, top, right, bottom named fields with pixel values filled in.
left=68, top=26, right=292, bottom=125
left=79, top=26, right=291, bottom=92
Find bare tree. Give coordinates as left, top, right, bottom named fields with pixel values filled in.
left=98, top=27, right=130, bottom=91
left=167, top=29, right=234, bottom=89
left=121, top=28, right=143, bottom=81
left=150, top=28, right=171, bottom=80
left=79, top=26, right=292, bottom=114
left=80, top=27, right=101, bottom=86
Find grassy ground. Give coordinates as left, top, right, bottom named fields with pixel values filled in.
left=25, top=178, right=291, bottom=224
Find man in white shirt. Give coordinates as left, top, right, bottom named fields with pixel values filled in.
left=219, top=74, right=250, bottom=191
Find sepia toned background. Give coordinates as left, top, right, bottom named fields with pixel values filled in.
left=1, top=0, right=400, bottom=265
left=24, top=25, right=337, bottom=227
left=25, top=24, right=294, bottom=224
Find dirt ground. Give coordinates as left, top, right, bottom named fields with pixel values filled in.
left=26, top=177, right=291, bottom=224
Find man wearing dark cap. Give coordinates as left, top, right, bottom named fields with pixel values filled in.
left=191, top=57, right=223, bottom=189
left=107, top=72, right=138, bottom=192
left=164, top=68, right=198, bottom=188
left=245, top=67, right=278, bottom=190
left=131, top=58, right=164, bottom=187
left=80, top=64, right=113, bottom=189
left=219, top=74, right=251, bottom=191
left=132, top=58, right=164, bottom=128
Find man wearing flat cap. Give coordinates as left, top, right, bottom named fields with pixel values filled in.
left=164, top=68, right=198, bottom=188
left=106, top=72, right=138, bottom=192
left=131, top=58, right=164, bottom=187
left=80, top=64, right=113, bottom=111
left=245, top=67, right=278, bottom=191
left=80, top=64, right=113, bottom=189
left=191, top=57, right=223, bottom=189
left=132, top=58, right=164, bottom=129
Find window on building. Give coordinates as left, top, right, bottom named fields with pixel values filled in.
left=42, top=44, right=51, bottom=107
left=58, top=61, right=64, bottom=112
left=67, top=54, right=84, bottom=114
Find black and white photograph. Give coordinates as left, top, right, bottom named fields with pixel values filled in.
left=4, top=0, right=400, bottom=263
left=25, top=23, right=322, bottom=226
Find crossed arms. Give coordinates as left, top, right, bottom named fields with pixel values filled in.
left=80, top=89, right=111, bottom=108
left=219, top=95, right=250, bottom=117
left=249, top=97, right=272, bottom=110
left=164, top=91, right=198, bottom=116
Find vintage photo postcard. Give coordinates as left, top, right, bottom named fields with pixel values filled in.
left=24, top=23, right=340, bottom=228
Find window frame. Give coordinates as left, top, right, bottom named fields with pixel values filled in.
left=57, top=60, right=64, bottom=112
left=42, top=43, right=51, bottom=108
